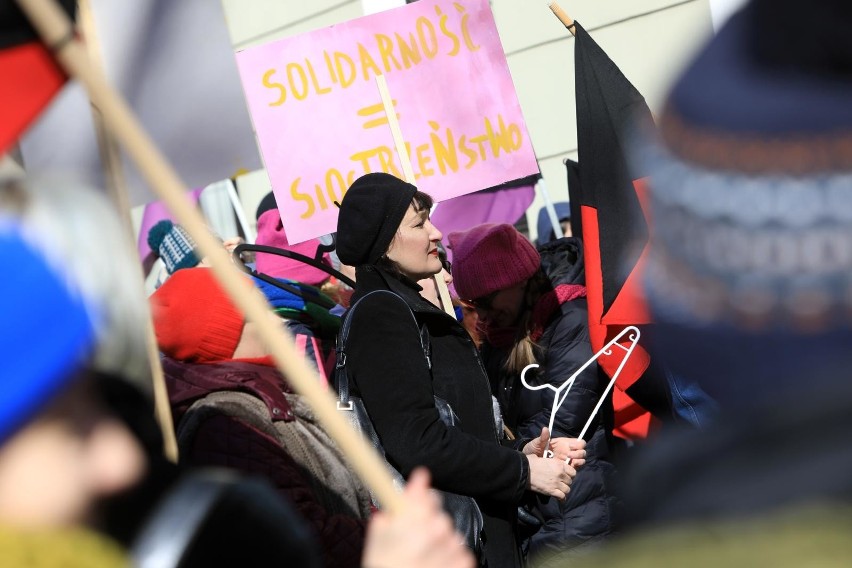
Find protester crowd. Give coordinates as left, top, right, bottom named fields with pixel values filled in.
left=3, top=0, right=851, bottom=566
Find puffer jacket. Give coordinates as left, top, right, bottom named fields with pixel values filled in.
left=481, top=237, right=619, bottom=557
left=164, top=357, right=370, bottom=568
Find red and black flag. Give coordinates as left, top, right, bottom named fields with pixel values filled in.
left=0, top=0, right=75, bottom=155
left=569, top=21, right=654, bottom=439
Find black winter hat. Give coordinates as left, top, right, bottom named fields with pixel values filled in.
left=336, top=172, right=417, bottom=266
left=255, top=191, right=277, bottom=221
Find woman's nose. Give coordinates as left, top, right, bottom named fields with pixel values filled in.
left=427, top=220, right=442, bottom=242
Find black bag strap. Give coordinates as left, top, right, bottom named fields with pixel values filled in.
left=332, top=292, right=483, bottom=558
left=335, top=290, right=430, bottom=409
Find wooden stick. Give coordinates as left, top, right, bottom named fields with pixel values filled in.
left=143, top=321, right=178, bottom=461
left=18, top=0, right=403, bottom=512
left=375, top=74, right=455, bottom=318
left=547, top=1, right=577, bottom=36
left=77, top=0, right=178, bottom=462
left=375, top=74, right=416, bottom=185
left=77, top=0, right=131, bottom=227
left=436, top=276, right=454, bottom=316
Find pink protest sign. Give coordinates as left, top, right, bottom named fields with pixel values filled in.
left=236, top=0, right=539, bottom=244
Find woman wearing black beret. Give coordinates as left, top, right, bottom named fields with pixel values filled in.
left=335, top=172, right=586, bottom=568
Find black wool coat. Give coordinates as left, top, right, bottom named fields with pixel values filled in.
left=344, top=265, right=530, bottom=568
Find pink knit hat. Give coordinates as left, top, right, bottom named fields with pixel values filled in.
left=448, top=223, right=541, bottom=301
left=255, top=209, right=332, bottom=286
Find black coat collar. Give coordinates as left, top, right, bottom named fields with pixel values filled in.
left=352, top=265, right=455, bottom=321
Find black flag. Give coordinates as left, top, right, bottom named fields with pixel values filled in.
left=571, top=20, right=654, bottom=437
left=0, top=0, right=75, bottom=154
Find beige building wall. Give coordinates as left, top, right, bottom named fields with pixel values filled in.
left=221, top=0, right=713, bottom=240
left=223, top=2, right=364, bottom=51
left=498, top=0, right=713, bottom=238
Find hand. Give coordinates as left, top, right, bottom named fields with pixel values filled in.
left=523, top=429, right=587, bottom=467
left=549, top=437, right=586, bottom=467
left=523, top=426, right=549, bottom=457
left=362, top=468, right=475, bottom=568
left=222, top=236, right=245, bottom=253
left=527, top=454, right=577, bottom=501
left=222, top=236, right=255, bottom=264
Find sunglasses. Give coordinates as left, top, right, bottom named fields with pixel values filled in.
left=441, top=258, right=452, bottom=274
left=460, top=290, right=498, bottom=311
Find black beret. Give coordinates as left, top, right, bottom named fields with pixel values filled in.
left=336, top=173, right=417, bottom=266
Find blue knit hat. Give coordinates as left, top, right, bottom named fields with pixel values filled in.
left=633, top=0, right=852, bottom=409
left=638, top=0, right=852, bottom=330
left=147, top=219, right=200, bottom=274
left=0, top=224, right=95, bottom=443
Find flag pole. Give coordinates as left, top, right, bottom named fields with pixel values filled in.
left=545, top=2, right=577, bottom=245
left=17, top=0, right=404, bottom=513
left=547, top=1, right=577, bottom=36
left=375, top=74, right=455, bottom=317
left=536, top=177, right=564, bottom=243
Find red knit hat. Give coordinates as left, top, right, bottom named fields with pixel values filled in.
left=150, top=268, right=245, bottom=363
left=448, top=223, right=541, bottom=301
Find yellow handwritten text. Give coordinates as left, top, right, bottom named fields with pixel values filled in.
left=287, top=114, right=524, bottom=220
left=261, top=2, right=481, bottom=106
left=290, top=170, right=357, bottom=220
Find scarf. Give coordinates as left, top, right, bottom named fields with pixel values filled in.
left=252, top=276, right=341, bottom=337
left=0, top=525, right=128, bottom=567
left=482, top=284, right=586, bottom=350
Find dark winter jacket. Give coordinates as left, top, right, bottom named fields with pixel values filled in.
left=163, top=357, right=369, bottom=568
left=345, top=264, right=531, bottom=568
left=481, top=237, right=619, bottom=557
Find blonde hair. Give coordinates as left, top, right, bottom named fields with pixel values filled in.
left=503, top=270, right=552, bottom=376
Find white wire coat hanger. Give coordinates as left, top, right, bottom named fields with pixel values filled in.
left=520, top=326, right=641, bottom=462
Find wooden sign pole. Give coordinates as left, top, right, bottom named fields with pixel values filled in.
left=375, top=74, right=455, bottom=317
left=18, top=0, right=404, bottom=512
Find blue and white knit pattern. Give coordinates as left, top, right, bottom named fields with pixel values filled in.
left=148, top=220, right=200, bottom=274
left=161, top=225, right=199, bottom=274
left=634, top=130, right=852, bottom=331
